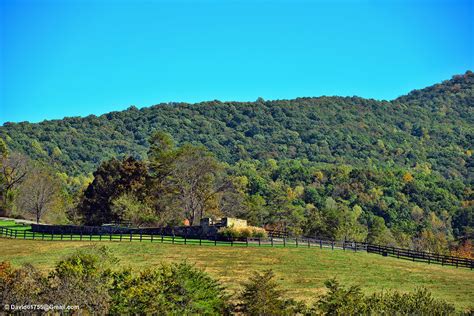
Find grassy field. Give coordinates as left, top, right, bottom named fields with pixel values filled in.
left=1, top=240, right=473, bottom=309
left=1, top=220, right=473, bottom=310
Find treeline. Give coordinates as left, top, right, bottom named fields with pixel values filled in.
left=0, top=132, right=473, bottom=257
left=0, top=246, right=460, bottom=315
left=0, top=72, right=472, bottom=182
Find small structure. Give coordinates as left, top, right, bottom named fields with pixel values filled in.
left=221, top=217, right=247, bottom=228
left=199, top=217, right=247, bottom=234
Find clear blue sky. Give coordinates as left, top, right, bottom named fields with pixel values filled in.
left=0, top=0, right=472, bottom=124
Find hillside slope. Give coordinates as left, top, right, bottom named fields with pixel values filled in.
left=1, top=238, right=473, bottom=310
left=1, top=71, right=472, bottom=181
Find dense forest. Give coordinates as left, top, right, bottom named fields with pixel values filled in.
left=0, top=71, right=472, bottom=256
left=0, top=71, right=472, bottom=182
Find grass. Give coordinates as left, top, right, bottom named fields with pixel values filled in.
left=0, top=220, right=473, bottom=310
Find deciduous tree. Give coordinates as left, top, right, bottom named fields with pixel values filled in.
left=15, top=165, right=61, bottom=223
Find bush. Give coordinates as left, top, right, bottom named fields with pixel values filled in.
left=45, top=245, right=117, bottom=313
left=218, top=226, right=268, bottom=239
left=109, top=262, right=229, bottom=315
left=251, top=227, right=268, bottom=238
left=314, top=278, right=367, bottom=314
left=365, top=287, right=456, bottom=315
left=0, top=262, right=46, bottom=309
left=314, top=278, right=456, bottom=315
left=1, top=247, right=229, bottom=315
left=235, top=270, right=306, bottom=315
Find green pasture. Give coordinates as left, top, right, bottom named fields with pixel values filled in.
left=0, top=219, right=473, bottom=311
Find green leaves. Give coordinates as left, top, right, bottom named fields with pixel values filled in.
left=109, top=261, right=228, bottom=315
left=315, top=278, right=456, bottom=315
left=236, top=270, right=304, bottom=316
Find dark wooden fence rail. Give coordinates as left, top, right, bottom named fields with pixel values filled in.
left=1, top=226, right=472, bottom=270
left=366, top=244, right=473, bottom=269
left=265, top=229, right=289, bottom=238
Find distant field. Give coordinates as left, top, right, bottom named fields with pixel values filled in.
left=1, top=220, right=473, bottom=311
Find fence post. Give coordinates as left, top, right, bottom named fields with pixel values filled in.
left=130, top=232, right=132, bottom=242
left=14, top=230, right=17, bottom=239
left=99, top=233, right=102, bottom=241
left=271, top=237, right=273, bottom=247
left=343, top=240, right=345, bottom=251
left=61, top=233, right=63, bottom=240
left=80, top=232, right=83, bottom=241
left=320, top=240, right=322, bottom=249
left=354, top=242, right=356, bottom=252
left=172, top=235, right=175, bottom=244
left=23, top=231, right=26, bottom=240
left=246, top=238, right=249, bottom=247
left=295, top=238, right=298, bottom=247
left=70, top=233, right=73, bottom=241
left=258, top=237, right=261, bottom=247
left=140, top=232, right=142, bottom=242
left=214, top=235, right=217, bottom=246
left=308, top=239, right=310, bottom=248
left=231, top=239, right=233, bottom=247
left=331, top=241, right=334, bottom=250
left=283, top=237, right=286, bottom=247
left=161, top=234, right=164, bottom=243
left=42, top=232, right=45, bottom=240
left=151, top=234, right=154, bottom=243
left=119, top=233, right=122, bottom=242
left=199, top=236, right=202, bottom=245
left=32, top=231, right=35, bottom=240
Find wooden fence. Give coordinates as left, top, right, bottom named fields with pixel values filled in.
left=1, top=226, right=472, bottom=270
left=366, top=243, right=473, bottom=269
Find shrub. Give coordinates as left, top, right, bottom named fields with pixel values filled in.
left=365, top=287, right=456, bottom=315
left=44, top=246, right=117, bottom=313
left=219, top=226, right=241, bottom=239
left=235, top=270, right=306, bottom=315
left=1, top=248, right=230, bottom=315
left=314, top=278, right=367, bottom=314
left=251, top=227, right=268, bottom=238
left=218, top=226, right=268, bottom=239
left=110, top=262, right=229, bottom=315
left=0, top=262, right=46, bottom=310
left=314, top=278, right=456, bottom=315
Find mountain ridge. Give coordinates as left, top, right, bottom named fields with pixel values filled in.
left=1, top=71, right=472, bottom=181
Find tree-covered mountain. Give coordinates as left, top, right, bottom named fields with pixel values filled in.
left=1, top=71, right=472, bottom=184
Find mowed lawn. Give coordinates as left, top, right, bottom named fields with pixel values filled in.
left=1, top=238, right=473, bottom=310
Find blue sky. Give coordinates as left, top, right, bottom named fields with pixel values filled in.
left=0, top=0, right=472, bottom=124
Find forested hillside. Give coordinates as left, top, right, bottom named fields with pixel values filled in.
left=0, top=71, right=473, bottom=256
left=1, top=71, right=472, bottom=183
